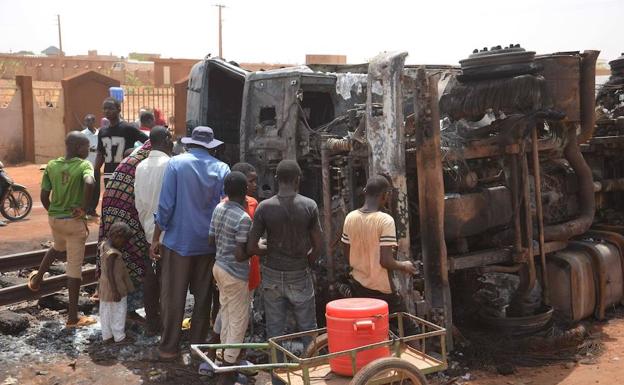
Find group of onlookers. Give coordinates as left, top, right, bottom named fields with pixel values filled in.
left=28, top=96, right=418, bottom=385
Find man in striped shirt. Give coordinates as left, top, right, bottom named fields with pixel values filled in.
left=341, top=175, right=417, bottom=310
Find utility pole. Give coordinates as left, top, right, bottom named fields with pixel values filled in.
left=56, top=14, right=64, bottom=56
left=214, top=4, right=225, bottom=57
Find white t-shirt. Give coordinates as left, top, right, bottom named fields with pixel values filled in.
left=81, top=128, right=99, bottom=166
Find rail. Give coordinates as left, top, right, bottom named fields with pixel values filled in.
left=0, top=242, right=97, bottom=272
left=0, top=242, right=98, bottom=306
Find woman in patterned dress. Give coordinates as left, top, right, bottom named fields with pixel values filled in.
left=97, top=140, right=153, bottom=324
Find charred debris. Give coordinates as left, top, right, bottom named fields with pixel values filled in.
left=186, top=46, right=624, bottom=350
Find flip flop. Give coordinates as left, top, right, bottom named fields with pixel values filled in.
left=27, top=271, right=40, bottom=292
left=65, top=316, right=97, bottom=328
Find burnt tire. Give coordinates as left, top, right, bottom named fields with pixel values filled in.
left=1, top=186, right=32, bottom=220
left=350, top=357, right=428, bottom=385
left=302, top=333, right=329, bottom=358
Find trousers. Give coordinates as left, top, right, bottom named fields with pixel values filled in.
left=100, top=296, right=127, bottom=342
left=159, top=245, right=215, bottom=355
left=213, top=264, right=251, bottom=363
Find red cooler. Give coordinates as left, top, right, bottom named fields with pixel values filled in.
left=326, top=298, right=390, bottom=376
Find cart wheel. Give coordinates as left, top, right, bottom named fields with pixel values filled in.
left=350, top=357, right=428, bottom=385
left=302, top=333, right=329, bottom=358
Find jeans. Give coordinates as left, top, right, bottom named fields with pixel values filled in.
left=261, top=265, right=317, bottom=385
left=261, top=265, right=317, bottom=339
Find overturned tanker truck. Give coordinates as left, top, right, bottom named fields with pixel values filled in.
left=185, top=46, right=624, bottom=349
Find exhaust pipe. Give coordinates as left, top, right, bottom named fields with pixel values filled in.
left=543, top=51, right=598, bottom=241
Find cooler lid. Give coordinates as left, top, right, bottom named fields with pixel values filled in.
left=326, top=298, right=388, bottom=318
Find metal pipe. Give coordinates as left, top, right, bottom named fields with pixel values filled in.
left=531, top=126, right=549, bottom=304
left=320, top=136, right=334, bottom=285
left=543, top=124, right=595, bottom=241
left=521, top=149, right=536, bottom=296
left=478, top=264, right=524, bottom=274
left=510, top=155, right=522, bottom=254
left=540, top=51, right=598, bottom=241
left=594, top=178, right=624, bottom=192
left=577, top=50, right=600, bottom=144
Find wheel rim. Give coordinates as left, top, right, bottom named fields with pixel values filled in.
left=4, top=191, right=29, bottom=218
left=365, top=367, right=423, bottom=385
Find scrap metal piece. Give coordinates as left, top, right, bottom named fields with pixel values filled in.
left=365, top=51, right=414, bottom=313
left=413, top=66, right=453, bottom=349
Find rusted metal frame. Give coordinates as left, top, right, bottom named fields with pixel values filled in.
left=413, top=66, right=452, bottom=349
left=448, top=248, right=513, bottom=272
left=532, top=126, right=549, bottom=305
left=0, top=267, right=97, bottom=306
left=320, top=136, right=335, bottom=286
left=509, top=154, right=523, bottom=255
left=592, top=224, right=624, bottom=234
left=0, top=242, right=97, bottom=273
left=594, top=178, right=624, bottom=192
left=366, top=52, right=415, bottom=315
left=515, top=145, right=537, bottom=313
left=448, top=241, right=568, bottom=272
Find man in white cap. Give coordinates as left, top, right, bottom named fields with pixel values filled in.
left=149, top=126, right=230, bottom=361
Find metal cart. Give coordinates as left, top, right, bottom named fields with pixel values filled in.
left=191, top=312, right=447, bottom=385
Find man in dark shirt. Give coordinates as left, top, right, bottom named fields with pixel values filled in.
left=247, top=159, right=322, bottom=350
left=95, top=97, right=148, bottom=186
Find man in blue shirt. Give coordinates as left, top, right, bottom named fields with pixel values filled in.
left=149, top=126, right=230, bottom=361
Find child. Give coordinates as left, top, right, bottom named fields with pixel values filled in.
left=230, top=162, right=259, bottom=289
left=211, top=162, right=259, bottom=344
left=209, top=171, right=252, bottom=384
left=28, top=131, right=96, bottom=328
left=98, top=222, right=135, bottom=343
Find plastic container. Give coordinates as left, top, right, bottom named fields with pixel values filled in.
left=326, top=298, right=389, bottom=376
left=109, top=86, right=124, bottom=102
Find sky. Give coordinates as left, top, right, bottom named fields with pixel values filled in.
left=0, top=0, right=622, bottom=66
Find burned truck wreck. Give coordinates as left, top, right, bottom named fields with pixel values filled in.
left=186, top=46, right=624, bottom=348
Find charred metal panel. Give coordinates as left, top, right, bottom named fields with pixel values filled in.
left=366, top=52, right=414, bottom=313
left=413, top=66, right=453, bottom=348
left=444, top=186, right=512, bottom=240
left=186, top=58, right=247, bottom=164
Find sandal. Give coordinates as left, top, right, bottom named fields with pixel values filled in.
left=65, top=315, right=97, bottom=328
left=143, top=348, right=179, bottom=362
left=27, top=271, right=40, bottom=292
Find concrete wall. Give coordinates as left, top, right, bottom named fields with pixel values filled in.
left=0, top=89, right=24, bottom=163
left=34, top=93, right=65, bottom=163
left=305, top=54, right=347, bottom=65
left=0, top=55, right=153, bottom=85
left=153, top=58, right=198, bottom=87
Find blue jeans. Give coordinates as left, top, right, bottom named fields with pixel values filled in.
left=261, top=266, right=317, bottom=385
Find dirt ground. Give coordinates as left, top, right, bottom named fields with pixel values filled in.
left=0, top=164, right=100, bottom=255
left=1, top=164, right=624, bottom=385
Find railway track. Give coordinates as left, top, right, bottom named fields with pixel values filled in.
left=0, top=242, right=98, bottom=307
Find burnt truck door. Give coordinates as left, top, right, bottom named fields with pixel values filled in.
left=240, top=68, right=337, bottom=199
left=186, top=58, right=247, bottom=165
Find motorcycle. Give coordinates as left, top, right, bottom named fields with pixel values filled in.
left=0, top=161, right=33, bottom=221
